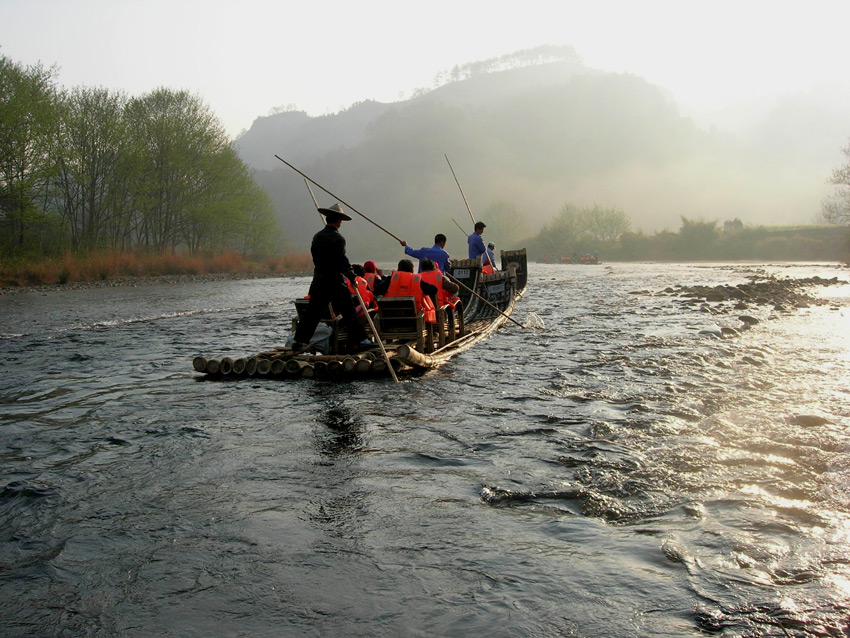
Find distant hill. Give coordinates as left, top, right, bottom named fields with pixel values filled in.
left=234, top=48, right=849, bottom=261
left=234, top=100, right=392, bottom=171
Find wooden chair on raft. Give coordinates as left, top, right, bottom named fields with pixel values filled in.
left=435, top=299, right=464, bottom=348
left=374, top=296, right=434, bottom=353
left=292, top=295, right=377, bottom=354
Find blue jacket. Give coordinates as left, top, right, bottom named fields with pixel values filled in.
left=468, top=232, right=486, bottom=261
left=404, top=244, right=451, bottom=272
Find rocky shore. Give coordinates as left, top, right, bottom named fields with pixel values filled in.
left=664, top=274, right=846, bottom=310
left=0, top=271, right=311, bottom=296
left=648, top=274, right=848, bottom=338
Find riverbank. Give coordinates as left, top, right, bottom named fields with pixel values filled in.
left=0, top=271, right=312, bottom=296
left=0, top=250, right=315, bottom=294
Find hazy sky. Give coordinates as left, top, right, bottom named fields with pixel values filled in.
left=2, top=0, right=849, bottom=138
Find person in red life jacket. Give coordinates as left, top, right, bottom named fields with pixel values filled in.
left=291, top=203, right=373, bottom=352
left=362, top=260, right=383, bottom=292
left=419, top=258, right=459, bottom=309
left=399, top=233, right=451, bottom=272
left=347, top=264, right=377, bottom=311
left=481, top=242, right=497, bottom=274
left=374, top=259, right=438, bottom=322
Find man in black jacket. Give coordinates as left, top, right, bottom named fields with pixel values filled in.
left=292, top=203, right=372, bottom=351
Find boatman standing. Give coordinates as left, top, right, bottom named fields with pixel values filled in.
left=399, top=233, right=451, bottom=272
left=292, top=203, right=373, bottom=352
left=468, top=221, right=489, bottom=264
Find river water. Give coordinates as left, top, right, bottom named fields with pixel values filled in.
left=1, top=262, right=849, bottom=637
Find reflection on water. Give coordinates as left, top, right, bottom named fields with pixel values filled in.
left=310, top=386, right=367, bottom=456
left=1, top=264, right=849, bottom=636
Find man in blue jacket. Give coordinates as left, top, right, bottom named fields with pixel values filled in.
left=468, top=221, right=488, bottom=262
left=400, top=233, right=451, bottom=272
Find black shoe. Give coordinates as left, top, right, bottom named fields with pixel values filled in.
left=291, top=341, right=309, bottom=352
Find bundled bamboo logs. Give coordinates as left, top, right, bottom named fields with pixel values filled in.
left=193, top=350, right=399, bottom=380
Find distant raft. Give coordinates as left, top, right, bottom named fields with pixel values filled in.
left=193, top=249, right=527, bottom=380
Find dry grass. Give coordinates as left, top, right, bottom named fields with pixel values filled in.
left=264, top=253, right=313, bottom=273
left=0, top=250, right=313, bottom=288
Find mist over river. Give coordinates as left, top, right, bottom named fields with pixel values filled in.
left=2, top=262, right=850, bottom=637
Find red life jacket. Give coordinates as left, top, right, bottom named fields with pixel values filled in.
left=419, top=269, right=457, bottom=309
left=481, top=264, right=496, bottom=275
left=364, top=272, right=378, bottom=290
left=385, top=271, right=436, bottom=322
left=346, top=276, right=375, bottom=308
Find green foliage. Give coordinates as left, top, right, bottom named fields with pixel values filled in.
left=527, top=202, right=846, bottom=262
left=529, top=203, right=630, bottom=260
left=676, top=217, right=719, bottom=259
left=0, top=55, right=61, bottom=257
left=0, top=54, right=281, bottom=261
left=54, top=85, right=130, bottom=252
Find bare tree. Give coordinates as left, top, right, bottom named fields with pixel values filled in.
left=821, top=140, right=850, bottom=225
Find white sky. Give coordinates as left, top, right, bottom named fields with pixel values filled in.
left=2, top=0, right=850, bottom=138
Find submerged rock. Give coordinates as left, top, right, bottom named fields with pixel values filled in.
left=663, top=275, right=847, bottom=319
left=790, top=414, right=834, bottom=427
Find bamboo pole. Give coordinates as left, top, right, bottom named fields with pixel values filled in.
left=276, top=155, right=404, bottom=242
left=444, top=154, right=495, bottom=270
left=353, top=285, right=399, bottom=383
left=444, top=272, right=525, bottom=329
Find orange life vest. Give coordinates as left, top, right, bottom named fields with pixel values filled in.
left=481, top=264, right=496, bottom=275
left=385, top=271, right=436, bottom=322
left=364, top=272, right=378, bottom=290
left=419, top=269, right=457, bottom=309
left=346, top=276, right=375, bottom=308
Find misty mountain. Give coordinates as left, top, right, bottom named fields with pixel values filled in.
left=234, top=100, right=392, bottom=171
left=235, top=53, right=849, bottom=261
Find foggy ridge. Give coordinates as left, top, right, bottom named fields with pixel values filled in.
left=234, top=55, right=848, bottom=257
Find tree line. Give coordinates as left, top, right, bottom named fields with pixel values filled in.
left=0, top=55, right=280, bottom=261
left=522, top=203, right=848, bottom=262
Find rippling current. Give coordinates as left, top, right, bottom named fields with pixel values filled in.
left=1, top=262, right=850, bottom=637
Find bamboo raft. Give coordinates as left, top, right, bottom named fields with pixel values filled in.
left=192, top=249, right=527, bottom=380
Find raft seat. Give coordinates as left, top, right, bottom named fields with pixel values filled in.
left=436, top=299, right=464, bottom=346
left=291, top=298, right=352, bottom=354
left=375, top=296, right=433, bottom=353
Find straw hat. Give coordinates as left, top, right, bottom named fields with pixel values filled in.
left=318, top=203, right=352, bottom=221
